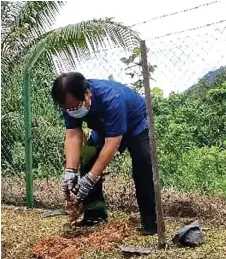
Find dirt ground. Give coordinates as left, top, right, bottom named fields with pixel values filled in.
left=2, top=205, right=226, bottom=259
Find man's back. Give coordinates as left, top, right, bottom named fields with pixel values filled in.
left=63, top=79, right=148, bottom=137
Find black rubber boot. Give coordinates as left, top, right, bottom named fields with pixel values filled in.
left=76, top=208, right=108, bottom=227
left=139, top=215, right=157, bottom=236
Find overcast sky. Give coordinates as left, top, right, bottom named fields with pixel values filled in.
left=54, top=0, right=226, bottom=96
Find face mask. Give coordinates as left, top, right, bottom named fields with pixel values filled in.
left=66, top=104, right=89, bottom=119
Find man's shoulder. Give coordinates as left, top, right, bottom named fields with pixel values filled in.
left=88, top=79, right=127, bottom=88
left=88, top=79, right=133, bottom=99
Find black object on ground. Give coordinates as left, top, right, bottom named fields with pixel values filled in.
left=172, top=220, right=205, bottom=247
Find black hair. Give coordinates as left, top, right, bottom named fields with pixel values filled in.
left=51, top=72, right=89, bottom=106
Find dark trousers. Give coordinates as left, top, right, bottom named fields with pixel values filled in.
left=82, top=129, right=156, bottom=221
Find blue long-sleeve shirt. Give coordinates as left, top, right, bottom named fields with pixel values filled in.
left=63, top=79, right=148, bottom=138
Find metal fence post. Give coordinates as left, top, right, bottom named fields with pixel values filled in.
left=140, top=40, right=166, bottom=247
left=22, top=71, right=34, bottom=207
left=22, top=41, right=46, bottom=208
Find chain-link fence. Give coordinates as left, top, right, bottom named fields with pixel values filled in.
left=146, top=20, right=226, bottom=96
left=2, top=19, right=226, bottom=209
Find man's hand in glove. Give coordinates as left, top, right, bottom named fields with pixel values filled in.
left=62, top=168, right=80, bottom=196
left=74, top=172, right=99, bottom=203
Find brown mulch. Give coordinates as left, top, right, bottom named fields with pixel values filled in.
left=33, top=220, right=136, bottom=259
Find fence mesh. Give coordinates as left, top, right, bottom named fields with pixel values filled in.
left=146, top=20, right=226, bottom=96
left=1, top=19, right=226, bottom=208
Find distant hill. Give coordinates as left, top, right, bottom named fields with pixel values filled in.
left=185, top=66, right=226, bottom=97
left=201, top=66, right=226, bottom=85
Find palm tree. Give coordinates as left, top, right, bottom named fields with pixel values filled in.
left=1, top=1, right=139, bottom=78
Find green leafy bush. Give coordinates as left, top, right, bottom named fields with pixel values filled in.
left=176, top=147, right=226, bottom=197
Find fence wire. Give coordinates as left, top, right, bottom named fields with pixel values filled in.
left=1, top=20, right=226, bottom=208
left=147, top=20, right=226, bottom=95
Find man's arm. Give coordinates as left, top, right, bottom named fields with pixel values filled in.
left=90, top=136, right=122, bottom=179
left=74, top=135, right=122, bottom=202
left=65, top=128, right=83, bottom=170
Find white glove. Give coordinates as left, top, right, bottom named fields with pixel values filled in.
left=62, top=169, right=80, bottom=195
left=74, top=172, right=98, bottom=202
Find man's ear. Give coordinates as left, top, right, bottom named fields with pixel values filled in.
left=85, top=89, right=92, bottom=99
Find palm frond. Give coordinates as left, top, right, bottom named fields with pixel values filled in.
left=25, top=18, right=140, bottom=73
left=1, top=1, right=64, bottom=61
left=1, top=1, right=25, bottom=31
left=14, top=1, right=65, bottom=36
